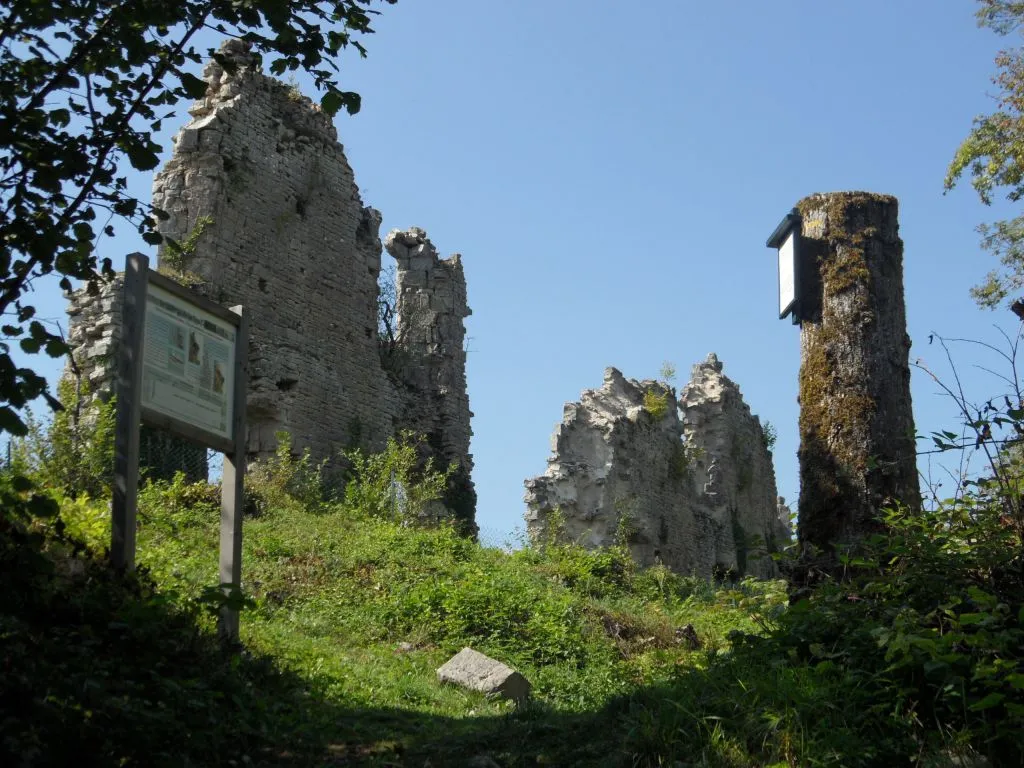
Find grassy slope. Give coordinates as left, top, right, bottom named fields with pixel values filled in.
left=131, top=481, right=788, bottom=766
left=5, top=477, right=1013, bottom=766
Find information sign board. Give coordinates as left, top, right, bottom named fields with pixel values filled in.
left=111, top=254, right=248, bottom=642
left=766, top=208, right=802, bottom=323
left=141, top=283, right=236, bottom=443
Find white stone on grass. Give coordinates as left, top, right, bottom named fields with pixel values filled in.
left=436, top=647, right=531, bottom=704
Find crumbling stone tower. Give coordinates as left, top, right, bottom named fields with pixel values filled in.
left=384, top=228, right=475, bottom=520
left=795, top=192, right=919, bottom=556
left=64, top=40, right=476, bottom=530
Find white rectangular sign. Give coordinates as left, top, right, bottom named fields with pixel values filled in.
left=778, top=230, right=797, bottom=318
left=141, top=282, right=236, bottom=441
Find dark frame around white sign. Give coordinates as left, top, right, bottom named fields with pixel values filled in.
left=766, top=208, right=803, bottom=324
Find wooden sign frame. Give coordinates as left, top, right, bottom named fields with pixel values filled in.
left=111, top=253, right=249, bottom=641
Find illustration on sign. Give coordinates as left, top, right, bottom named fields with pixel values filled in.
left=141, top=283, right=236, bottom=441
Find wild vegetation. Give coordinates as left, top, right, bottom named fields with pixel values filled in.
left=2, top=378, right=1023, bottom=766
left=4, top=1, right=1024, bottom=766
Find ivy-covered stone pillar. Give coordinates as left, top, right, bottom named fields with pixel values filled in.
left=796, top=192, right=919, bottom=558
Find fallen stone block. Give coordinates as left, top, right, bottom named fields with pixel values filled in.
left=436, top=647, right=530, bottom=703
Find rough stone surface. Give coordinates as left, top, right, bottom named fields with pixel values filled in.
left=524, top=356, right=787, bottom=578
left=384, top=227, right=476, bottom=522
left=795, top=192, right=919, bottom=556
left=680, top=354, right=789, bottom=577
left=64, top=277, right=207, bottom=482
left=436, top=647, right=531, bottom=703
left=64, top=40, right=475, bottom=529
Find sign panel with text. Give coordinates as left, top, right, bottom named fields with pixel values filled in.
left=141, top=283, right=236, bottom=444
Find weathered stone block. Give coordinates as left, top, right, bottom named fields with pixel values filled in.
left=436, top=647, right=531, bottom=703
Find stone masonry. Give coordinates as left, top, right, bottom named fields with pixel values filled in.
left=64, top=40, right=476, bottom=530
left=524, top=355, right=789, bottom=578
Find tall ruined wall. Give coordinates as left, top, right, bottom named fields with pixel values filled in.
left=385, top=228, right=476, bottom=520
left=63, top=40, right=475, bottom=528
left=151, top=39, right=399, bottom=460
left=523, top=368, right=716, bottom=572
left=524, top=355, right=787, bottom=578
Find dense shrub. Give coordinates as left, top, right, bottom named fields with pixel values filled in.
left=12, top=378, right=115, bottom=498
left=341, top=430, right=453, bottom=524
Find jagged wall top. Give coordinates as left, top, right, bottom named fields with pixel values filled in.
left=186, top=40, right=339, bottom=146
left=524, top=356, right=788, bottom=578
left=109, top=40, right=477, bottom=527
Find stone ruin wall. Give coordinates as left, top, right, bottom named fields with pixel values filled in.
left=65, top=41, right=476, bottom=530
left=525, top=355, right=790, bottom=578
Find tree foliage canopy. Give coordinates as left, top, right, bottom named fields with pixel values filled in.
left=0, top=0, right=396, bottom=436
left=947, top=1, right=1024, bottom=311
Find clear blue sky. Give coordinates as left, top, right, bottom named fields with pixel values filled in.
left=20, top=0, right=1024, bottom=542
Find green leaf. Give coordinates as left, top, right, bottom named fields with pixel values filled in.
left=124, top=141, right=160, bottom=171
left=321, top=89, right=361, bottom=116
left=45, top=338, right=67, bottom=358
left=178, top=72, right=208, bottom=98
left=320, top=90, right=345, bottom=116
left=957, top=613, right=987, bottom=625
left=969, top=692, right=1005, bottom=711
left=10, top=474, right=33, bottom=492
left=28, top=494, right=58, bottom=518
left=73, top=222, right=94, bottom=242
left=41, top=391, right=64, bottom=412
left=968, top=586, right=997, bottom=609
left=49, top=108, right=71, bottom=127
left=0, top=406, right=28, bottom=436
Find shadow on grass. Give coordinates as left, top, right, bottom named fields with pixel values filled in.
left=0, top=526, right=993, bottom=768
left=0, top=525, right=614, bottom=767
left=0, top=535, right=734, bottom=767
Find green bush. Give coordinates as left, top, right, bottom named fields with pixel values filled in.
left=246, top=430, right=327, bottom=515
left=632, top=495, right=1024, bottom=766
left=13, top=377, right=116, bottom=498
left=642, top=388, right=670, bottom=420
left=381, top=555, right=592, bottom=667
left=341, top=430, right=453, bottom=524
left=520, top=539, right=635, bottom=599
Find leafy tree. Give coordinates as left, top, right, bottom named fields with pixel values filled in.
left=0, top=0, right=396, bottom=436
left=946, top=1, right=1024, bottom=312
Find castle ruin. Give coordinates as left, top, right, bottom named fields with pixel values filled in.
left=524, top=355, right=790, bottom=578
left=65, top=40, right=476, bottom=531
left=66, top=41, right=796, bottom=563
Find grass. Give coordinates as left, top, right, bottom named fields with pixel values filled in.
left=2, top=460, right=1017, bottom=766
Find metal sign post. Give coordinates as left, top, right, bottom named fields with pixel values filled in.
left=111, top=253, right=249, bottom=641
